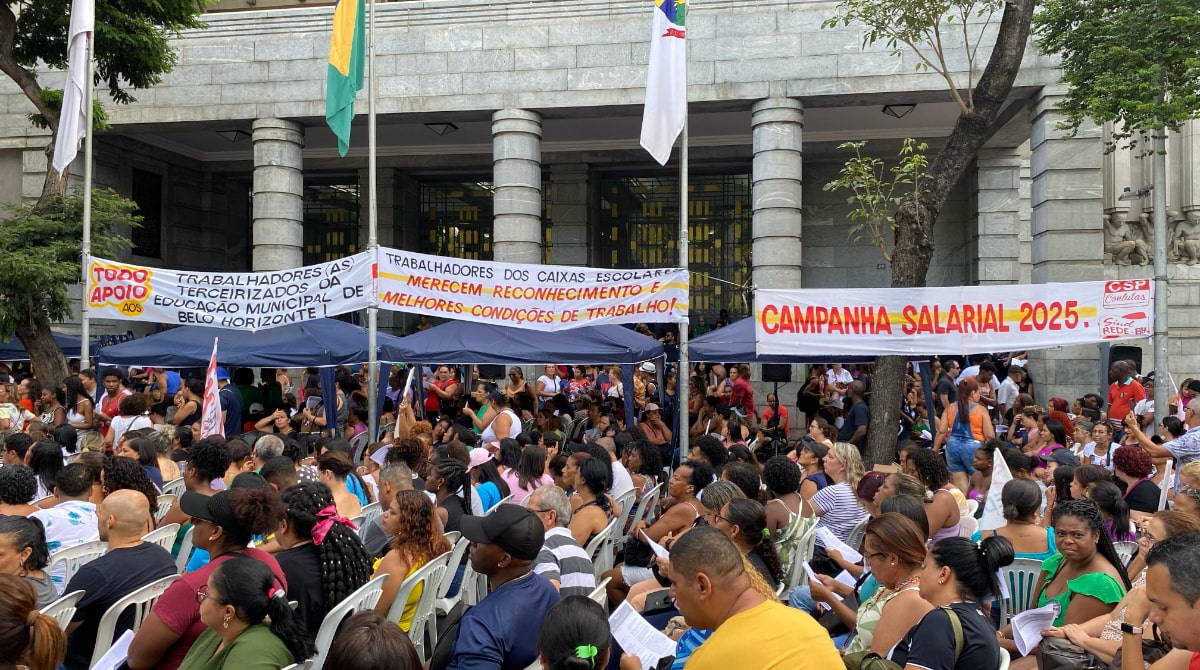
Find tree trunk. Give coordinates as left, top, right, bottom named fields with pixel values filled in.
left=861, top=0, right=1035, bottom=467
left=16, top=320, right=71, bottom=391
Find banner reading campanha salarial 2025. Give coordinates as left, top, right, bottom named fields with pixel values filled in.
left=755, top=280, right=1154, bottom=356
left=376, top=247, right=689, bottom=331
left=85, top=253, right=375, bottom=330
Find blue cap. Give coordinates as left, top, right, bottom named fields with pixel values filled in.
left=216, top=366, right=230, bottom=381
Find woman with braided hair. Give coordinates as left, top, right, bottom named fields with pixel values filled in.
left=373, top=490, right=452, bottom=631
left=426, top=457, right=472, bottom=533
left=998, top=498, right=1131, bottom=657
left=275, top=482, right=373, bottom=643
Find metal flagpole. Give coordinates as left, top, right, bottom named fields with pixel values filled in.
left=676, top=37, right=689, bottom=467
left=1151, top=124, right=1168, bottom=424
left=79, top=31, right=95, bottom=369
left=366, top=0, right=380, bottom=445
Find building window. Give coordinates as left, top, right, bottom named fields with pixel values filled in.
left=303, top=177, right=359, bottom=264
left=596, top=173, right=752, bottom=318
left=130, top=168, right=163, bottom=258
left=419, top=179, right=495, bottom=260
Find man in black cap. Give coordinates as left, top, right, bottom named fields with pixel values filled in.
left=444, top=504, right=559, bottom=670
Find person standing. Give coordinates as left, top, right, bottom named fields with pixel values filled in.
left=838, top=381, right=869, bottom=449
left=217, top=368, right=243, bottom=438
left=1107, top=360, right=1145, bottom=436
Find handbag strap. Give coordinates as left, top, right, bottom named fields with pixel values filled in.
left=940, top=606, right=964, bottom=664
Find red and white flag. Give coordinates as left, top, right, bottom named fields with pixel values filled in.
left=639, top=0, right=687, bottom=166
left=979, top=448, right=1012, bottom=531
left=199, top=338, right=224, bottom=438
left=51, top=0, right=94, bottom=174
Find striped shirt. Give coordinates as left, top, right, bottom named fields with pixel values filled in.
left=810, top=482, right=868, bottom=548
left=534, top=527, right=596, bottom=598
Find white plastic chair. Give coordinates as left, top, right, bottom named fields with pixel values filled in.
left=486, top=495, right=514, bottom=514
left=154, top=494, right=177, bottom=523
left=360, top=501, right=383, bottom=529
left=89, top=574, right=178, bottom=667
left=965, top=499, right=980, bottom=517
left=998, top=558, right=1044, bottom=628
left=845, top=517, right=870, bottom=551
left=310, top=573, right=390, bottom=670
left=783, top=525, right=818, bottom=594
left=613, top=489, right=637, bottom=534
left=1159, top=460, right=1174, bottom=510
left=175, top=525, right=195, bottom=573
left=584, top=518, right=619, bottom=578
left=48, top=540, right=107, bottom=588
left=142, top=523, right=181, bottom=553
left=41, top=589, right=86, bottom=630
left=1114, top=540, right=1138, bottom=567
left=958, top=515, right=979, bottom=538
left=161, top=477, right=186, bottom=498
left=628, top=483, right=662, bottom=530
left=999, top=649, right=1011, bottom=670
left=385, top=554, right=449, bottom=663
left=588, top=576, right=611, bottom=608
left=434, top=536, right=472, bottom=615
left=443, top=530, right=461, bottom=545
left=350, top=432, right=370, bottom=463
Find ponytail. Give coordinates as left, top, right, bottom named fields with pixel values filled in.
left=538, top=597, right=611, bottom=670
left=0, top=574, right=65, bottom=670
left=930, top=535, right=1015, bottom=602
left=266, top=590, right=312, bottom=665
left=724, top=499, right=784, bottom=584
left=25, top=613, right=67, bottom=670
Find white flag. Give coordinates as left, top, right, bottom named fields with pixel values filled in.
left=639, top=0, right=687, bottom=166
left=199, top=338, right=224, bottom=439
left=51, top=0, right=94, bottom=175
left=979, top=447, right=1013, bottom=531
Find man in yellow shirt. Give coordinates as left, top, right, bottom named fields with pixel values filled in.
left=668, top=526, right=841, bottom=669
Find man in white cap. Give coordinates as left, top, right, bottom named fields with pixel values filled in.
left=634, top=362, right=657, bottom=409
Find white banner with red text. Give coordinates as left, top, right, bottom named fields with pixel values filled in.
left=375, top=247, right=688, bottom=330
left=755, top=280, right=1154, bottom=356
left=85, top=253, right=375, bottom=330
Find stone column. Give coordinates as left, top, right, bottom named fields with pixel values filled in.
left=549, top=163, right=589, bottom=266
left=492, top=109, right=543, bottom=264
left=973, top=149, right=1024, bottom=284
left=1185, top=120, right=1200, bottom=213
left=751, top=98, right=804, bottom=290
left=252, top=118, right=304, bottom=271
left=1028, top=88, right=1105, bottom=403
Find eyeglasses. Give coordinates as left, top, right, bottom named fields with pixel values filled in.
left=1136, top=528, right=1159, bottom=543
left=864, top=552, right=888, bottom=563
left=196, top=584, right=218, bottom=605
left=712, top=513, right=733, bottom=526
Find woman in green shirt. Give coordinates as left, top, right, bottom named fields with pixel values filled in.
left=998, top=499, right=1130, bottom=656
left=181, top=556, right=314, bottom=670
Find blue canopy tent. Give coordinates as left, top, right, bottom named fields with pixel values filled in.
left=0, top=332, right=94, bottom=361
left=97, top=319, right=412, bottom=436
left=389, top=321, right=664, bottom=365
left=391, top=320, right=665, bottom=431
left=95, top=318, right=408, bottom=368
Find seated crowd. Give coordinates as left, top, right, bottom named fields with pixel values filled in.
left=0, top=356, right=1197, bottom=670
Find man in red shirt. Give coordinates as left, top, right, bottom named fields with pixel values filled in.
left=729, top=363, right=758, bottom=424
left=1107, top=360, right=1145, bottom=435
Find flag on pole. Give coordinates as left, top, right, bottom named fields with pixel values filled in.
left=325, top=0, right=366, bottom=157
left=199, top=338, right=224, bottom=439
left=979, top=447, right=1013, bottom=531
left=51, top=0, right=94, bottom=174
left=639, top=0, right=687, bottom=166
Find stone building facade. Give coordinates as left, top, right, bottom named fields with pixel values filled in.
left=1, top=0, right=1197, bottom=403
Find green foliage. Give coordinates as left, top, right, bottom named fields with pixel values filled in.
left=8, top=0, right=208, bottom=105
left=27, top=88, right=109, bottom=132
left=1034, top=0, right=1200, bottom=150
left=0, top=188, right=137, bottom=339
left=822, top=0, right=1005, bottom=113
left=823, top=139, right=930, bottom=263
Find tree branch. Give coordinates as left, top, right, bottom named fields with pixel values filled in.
left=0, top=3, right=56, bottom=134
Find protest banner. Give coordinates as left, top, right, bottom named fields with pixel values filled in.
left=755, top=280, right=1154, bottom=356
left=375, top=247, right=688, bottom=331
left=85, top=253, right=375, bottom=331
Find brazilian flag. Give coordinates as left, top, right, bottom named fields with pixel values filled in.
left=325, top=0, right=365, bottom=157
